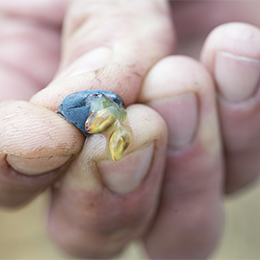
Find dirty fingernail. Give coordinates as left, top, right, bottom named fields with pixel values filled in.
left=148, top=93, right=198, bottom=150
left=215, top=51, right=260, bottom=102
left=6, top=155, right=71, bottom=175
left=97, top=142, right=154, bottom=194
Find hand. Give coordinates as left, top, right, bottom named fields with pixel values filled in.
left=0, top=1, right=260, bottom=259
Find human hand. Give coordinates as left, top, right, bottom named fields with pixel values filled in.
left=0, top=1, right=260, bottom=259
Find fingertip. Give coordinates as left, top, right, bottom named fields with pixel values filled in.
left=139, top=55, right=218, bottom=154
left=0, top=100, right=84, bottom=207
left=98, top=104, right=167, bottom=194
left=47, top=103, right=168, bottom=258
left=201, top=22, right=260, bottom=72
left=64, top=103, right=168, bottom=194
left=201, top=23, right=260, bottom=104
left=0, top=100, right=84, bottom=175
left=139, top=55, right=213, bottom=103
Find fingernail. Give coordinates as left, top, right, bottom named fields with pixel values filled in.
left=215, top=51, right=260, bottom=102
left=6, top=155, right=71, bottom=175
left=58, top=47, right=112, bottom=78
left=148, top=93, right=198, bottom=150
left=97, top=142, right=154, bottom=194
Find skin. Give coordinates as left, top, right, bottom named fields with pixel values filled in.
left=0, top=0, right=260, bottom=259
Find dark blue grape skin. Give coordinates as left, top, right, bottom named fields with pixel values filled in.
left=57, top=90, right=125, bottom=136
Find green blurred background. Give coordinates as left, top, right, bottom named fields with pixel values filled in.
left=0, top=182, right=260, bottom=259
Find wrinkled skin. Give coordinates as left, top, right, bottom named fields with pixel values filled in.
left=0, top=0, right=260, bottom=259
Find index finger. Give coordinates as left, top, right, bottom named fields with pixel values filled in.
left=30, top=0, right=175, bottom=109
